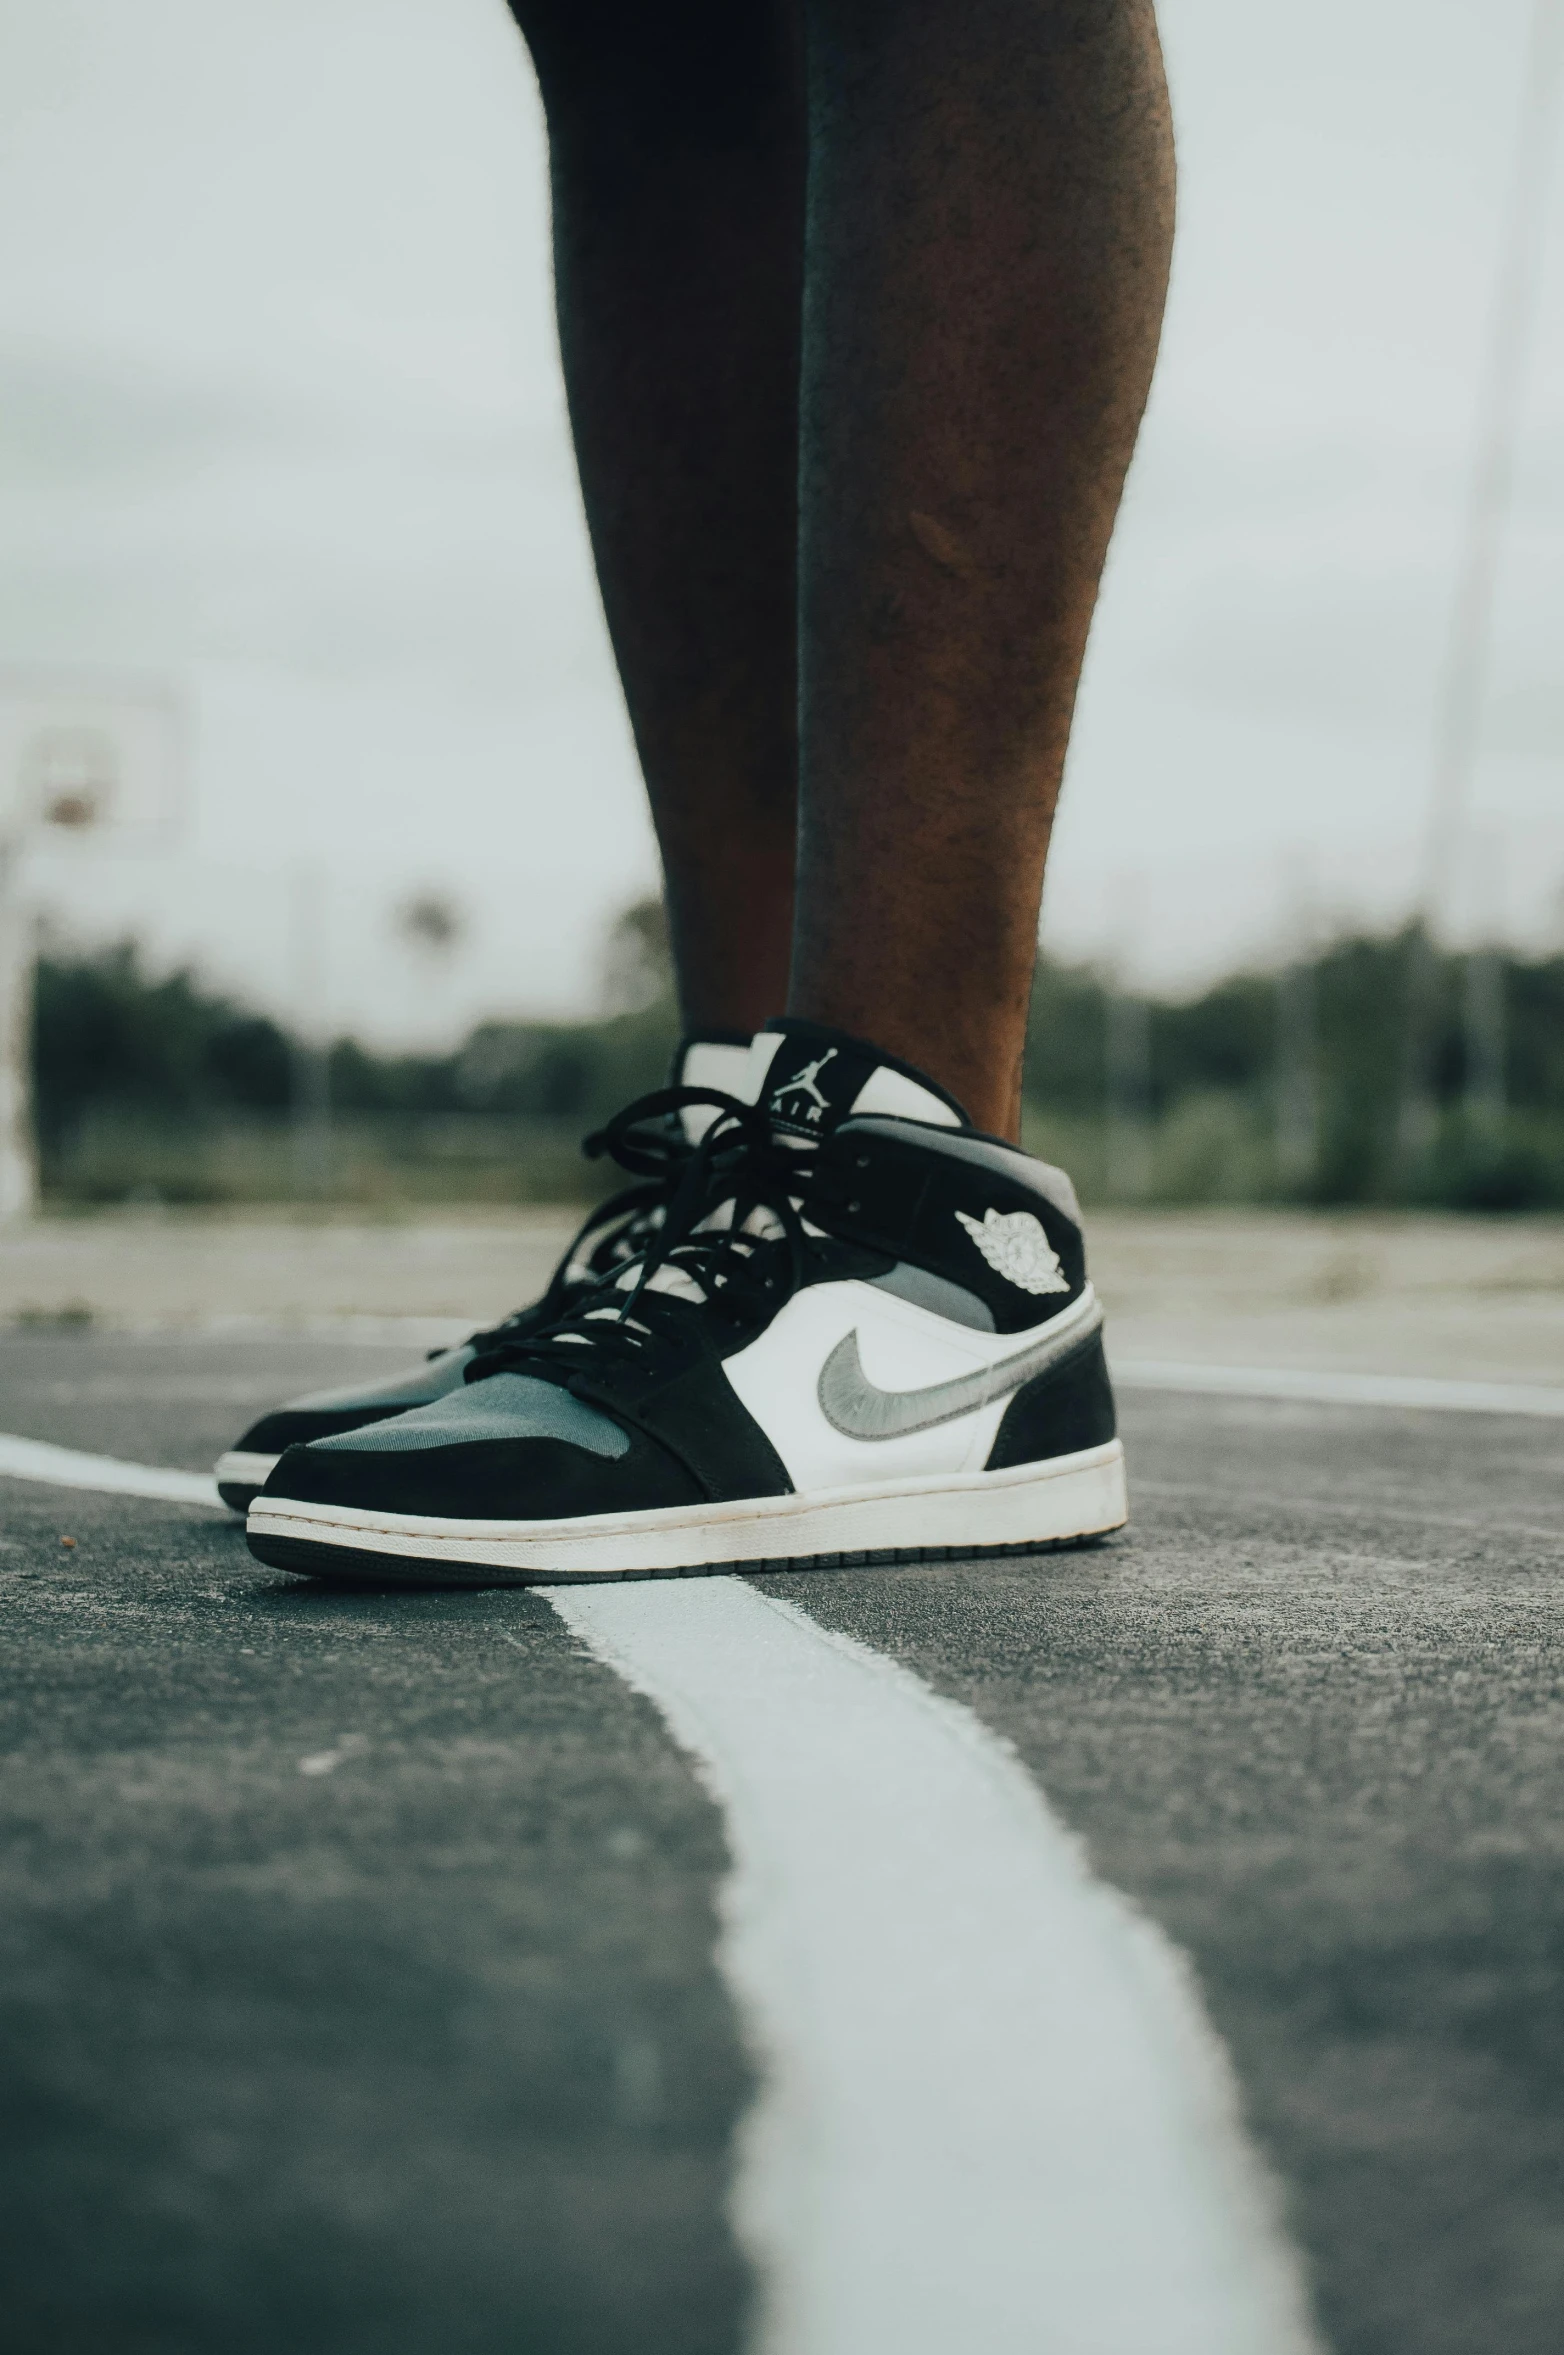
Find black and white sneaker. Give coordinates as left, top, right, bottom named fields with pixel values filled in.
left=246, top=1020, right=1127, bottom=1584
left=213, top=1034, right=754, bottom=1510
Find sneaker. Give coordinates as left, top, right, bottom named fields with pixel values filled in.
left=245, top=1019, right=1127, bottom=1583
left=212, top=1033, right=754, bottom=1510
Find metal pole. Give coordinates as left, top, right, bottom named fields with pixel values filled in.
left=1462, top=827, right=1509, bottom=1147
left=1463, top=944, right=1507, bottom=1142
left=1106, top=988, right=1152, bottom=1202
left=289, top=862, right=332, bottom=1201
left=1398, top=0, right=1563, bottom=1176
left=1275, top=860, right=1320, bottom=1194
left=0, top=838, right=38, bottom=1222
left=1275, top=959, right=1318, bottom=1194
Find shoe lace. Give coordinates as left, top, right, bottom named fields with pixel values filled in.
left=452, top=1088, right=700, bottom=1355
left=466, top=1087, right=821, bottom=1384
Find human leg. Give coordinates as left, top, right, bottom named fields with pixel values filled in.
left=511, top=0, right=805, bottom=1037
left=790, top=0, right=1175, bottom=1135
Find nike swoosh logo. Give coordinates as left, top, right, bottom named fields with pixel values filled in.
left=817, top=1289, right=1102, bottom=1441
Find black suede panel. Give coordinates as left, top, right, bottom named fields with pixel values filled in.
left=813, top=1122, right=1087, bottom=1334
left=240, top=1403, right=424, bottom=1454
left=563, top=1350, right=793, bottom=1501
left=262, top=1429, right=705, bottom=1521
left=984, top=1333, right=1118, bottom=1467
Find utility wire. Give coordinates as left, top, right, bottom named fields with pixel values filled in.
left=1398, top=0, right=1564, bottom=1175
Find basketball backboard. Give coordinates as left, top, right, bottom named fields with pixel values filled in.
left=0, top=670, right=185, bottom=847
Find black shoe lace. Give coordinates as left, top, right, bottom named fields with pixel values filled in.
left=465, top=1086, right=822, bottom=1385
left=451, top=1091, right=698, bottom=1356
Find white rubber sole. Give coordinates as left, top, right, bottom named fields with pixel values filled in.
left=245, top=1441, right=1128, bottom=1585
left=215, top=1448, right=281, bottom=1509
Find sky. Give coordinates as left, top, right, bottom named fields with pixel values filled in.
left=1, top=0, right=1563, bottom=1042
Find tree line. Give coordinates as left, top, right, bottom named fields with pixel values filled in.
left=30, top=923, right=1564, bottom=1208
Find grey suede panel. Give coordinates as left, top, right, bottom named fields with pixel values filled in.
left=869, top=1263, right=996, bottom=1331
left=311, top=1372, right=630, bottom=1458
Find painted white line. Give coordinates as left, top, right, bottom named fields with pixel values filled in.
left=0, top=1425, right=1319, bottom=2342
left=1114, top=1356, right=1564, bottom=1418
left=0, top=1432, right=222, bottom=1508
left=0, top=1314, right=476, bottom=1347
left=550, top=1576, right=1321, bottom=2355
left=195, top=1312, right=476, bottom=1348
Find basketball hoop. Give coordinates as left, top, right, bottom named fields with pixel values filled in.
left=0, top=670, right=187, bottom=1221
left=0, top=670, right=184, bottom=852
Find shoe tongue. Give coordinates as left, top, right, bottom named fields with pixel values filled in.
left=746, top=1020, right=968, bottom=1141
left=672, top=1033, right=758, bottom=1142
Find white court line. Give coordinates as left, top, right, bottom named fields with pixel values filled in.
left=1115, top=1358, right=1564, bottom=1418
left=0, top=1432, right=222, bottom=1508
left=552, top=1578, right=1322, bottom=2355
left=0, top=1314, right=476, bottom=1348
left=0, top=1427, right=1320, bottom=2343
left=194, top=1313, right=474, bottom=1349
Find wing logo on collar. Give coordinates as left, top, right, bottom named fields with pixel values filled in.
left=953, top=1207, right=1069, bottom=1296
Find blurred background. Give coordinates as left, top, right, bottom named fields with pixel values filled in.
left=4, top=0, right=1564, bottom=1214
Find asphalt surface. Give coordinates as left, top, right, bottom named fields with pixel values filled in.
left=3, top=1326, right=1563, bottom=2353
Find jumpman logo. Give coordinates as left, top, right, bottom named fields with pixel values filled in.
left=770, top=1047, right=839, bottom=1124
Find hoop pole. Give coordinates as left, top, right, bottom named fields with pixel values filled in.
left=0, top=837, right=38, bottom=1222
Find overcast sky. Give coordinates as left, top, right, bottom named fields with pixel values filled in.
left=2, top=0, right=1563, bottom=1041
